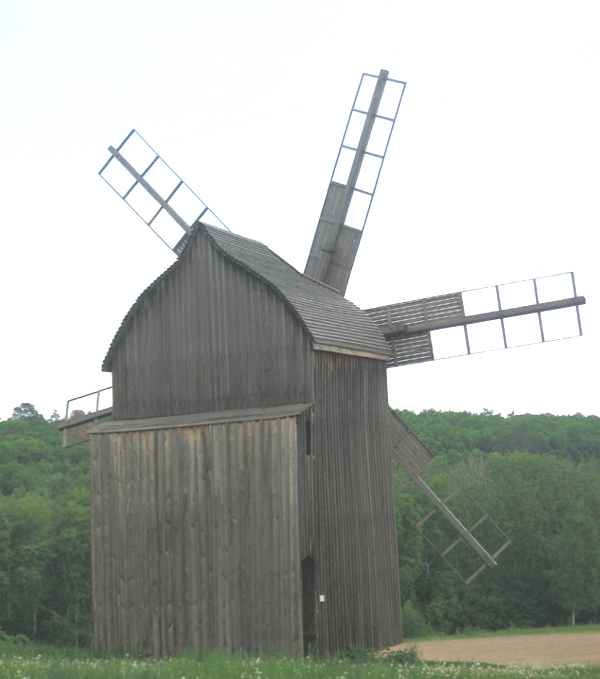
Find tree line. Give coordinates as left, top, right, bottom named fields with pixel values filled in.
left=0, top=404, right=599, bottom=644
left=395, top=409, right=600, bottom=636
left=0, top=405, right=92, bottom=644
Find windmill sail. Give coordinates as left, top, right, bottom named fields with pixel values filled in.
left=304, top=70, right=406, bottom=294
left=366, top=273, right=586, bottom=367
left=389, top=409, right=511, bottom=584
left=99, top=130, right=227, bottom=255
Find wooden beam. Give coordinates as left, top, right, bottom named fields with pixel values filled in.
left=108, top=146, right=192, bottom=234
left=56, top=407, right=113, bottom=430
left=408, top=473, right=498, bottom=568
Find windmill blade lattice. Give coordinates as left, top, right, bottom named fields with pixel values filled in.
left=389, top=409, right=512, bottom=584
left=366, top=272, right=585, bottom=367
left=99, top=130, right=228, bottom=255
left=304, top=70, right=406, bottom=294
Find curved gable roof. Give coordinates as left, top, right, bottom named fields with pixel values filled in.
left=103, top=223, right=390, bottom=371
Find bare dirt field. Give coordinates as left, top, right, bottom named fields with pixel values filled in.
left=392, top=631, right=600, bottom=667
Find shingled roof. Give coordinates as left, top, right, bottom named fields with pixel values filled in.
left=102, top=223, right=390, bottom=371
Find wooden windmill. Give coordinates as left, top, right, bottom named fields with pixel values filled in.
left=63, top=70, right=585, bottom=658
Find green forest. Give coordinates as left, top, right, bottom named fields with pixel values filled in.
left=1, top=404, right=599, bottom=646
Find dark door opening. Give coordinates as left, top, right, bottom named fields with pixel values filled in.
left=301, top=556, right=317, bottom=655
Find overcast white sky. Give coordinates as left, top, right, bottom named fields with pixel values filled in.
left=1, top=0, right=598, bottom=421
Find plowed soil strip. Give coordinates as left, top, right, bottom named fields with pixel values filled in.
left=392, top=631, right=600, bottom=667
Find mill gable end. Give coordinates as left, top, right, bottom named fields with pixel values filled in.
left=105, top=223, right=389, bottom=420
left=105, top=226, right=313, bottom=420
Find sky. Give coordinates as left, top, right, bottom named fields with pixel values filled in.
left=1, top=0, right=598, bottom=421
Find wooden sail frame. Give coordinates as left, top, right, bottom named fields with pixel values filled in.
left=389, top=409, right=512, bottom=584
left=304, top=70, right=406, bottom=294
left=99, top=130, right=228, bottom=254
left=367, top=274, right=585, bottom=366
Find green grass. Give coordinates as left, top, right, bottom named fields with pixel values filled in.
left=407, top=623, right=600, bottom=643
left=1, top=643, right=599, bottom=679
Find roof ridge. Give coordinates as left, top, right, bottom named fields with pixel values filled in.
left=203, top=224, right=342, bottom=293
left=102, top=221, right=390, bottom=372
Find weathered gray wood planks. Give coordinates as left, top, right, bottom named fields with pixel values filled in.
left=91, top=412, right=304, bottom=656
left=94, top=223, right=402, bottom=657
left=305, top=352, right=402, bottom=654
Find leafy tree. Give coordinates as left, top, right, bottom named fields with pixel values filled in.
left=10, top=403, right=43, bottom=420
left=0, top=493, right=56, bottom=638
left=0, top=411, right=92, bottom=644
left=547, top=500, right=600, bottom=625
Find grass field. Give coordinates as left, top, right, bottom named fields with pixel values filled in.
left=1, top=627, right=599, bottom=679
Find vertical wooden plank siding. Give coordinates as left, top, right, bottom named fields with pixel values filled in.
left=110, top=229, right=313, bottom=420
left=305, top=352, right=402, bottom=654
left=90, top=415, right=303, bottom=656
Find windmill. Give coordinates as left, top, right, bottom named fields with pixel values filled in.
left=60, top=70, right=586, bottom=657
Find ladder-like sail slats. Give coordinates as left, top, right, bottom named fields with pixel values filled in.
left=367, top=274, right=586, bottom=367
left=107, top=144, right=192, bottom=234
left=416, top=490, right=480, bottom=531
left=366, top=293, right=464, bottom=330
left=402, top=469, right=497, bottom=568
left=384, top=295, right=586, bottom=338
left=389, top=409, right=511, bottom=581
left=99, top=129, right=228, bottom=255
left=304, top=70, right=406, bottom=294
left=458, top=532, right=513, bottom=584
left=387, top=332, right=434, bottom=367
left=389, top=408, right=435, bottom=475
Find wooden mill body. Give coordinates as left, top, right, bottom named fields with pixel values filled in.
left=89, top=223, right=402, bottom=656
